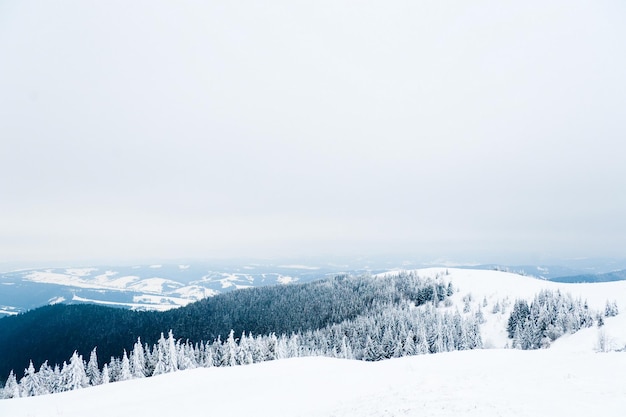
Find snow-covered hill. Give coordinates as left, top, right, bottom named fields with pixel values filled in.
left=1, top=350, right=624, bottom=417
left=1, top=268, right=625, bottom=416
left=390, top=268, right=626, bottom=350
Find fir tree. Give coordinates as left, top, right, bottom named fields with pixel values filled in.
left=62, top=352, right=88, bottom=391
left=1, top=370, right=20, bottom=399
left=19, top=361, right=41, bottom=397
left=101, top=364, right=110, bottom=384
left=119, top=350, right=132, bottom=381
left=130, top=338, right=146, bottom=378
left=86, top=347, right=101, bottom=386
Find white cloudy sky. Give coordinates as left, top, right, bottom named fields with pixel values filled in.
left=1, top=0, right=625, bottom=264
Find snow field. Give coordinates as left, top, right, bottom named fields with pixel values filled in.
left=1, top=350, right=624, bottom=417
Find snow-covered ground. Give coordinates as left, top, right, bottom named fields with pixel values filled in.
left=1, top=350, right=624, bottom=417
left=1, top=268, right=625, bottom=416
left=408, top=268, right=626, bottom=349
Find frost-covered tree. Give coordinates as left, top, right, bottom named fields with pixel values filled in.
left=237, top=332, right=253, bottom=365
left=119, top=350, right=132, bottom=381
left=203, top=343, right=215, bottom=368
left=605, top=300, right=619, bottom=317
left=176, top=341, right=197, bottom=371
left=152, top=343, right=167, bottom=376
left=166, top=330, right=178, bottom=373
left=417, top=328, right=429, bottom=355
left=222, top=330, right=238, bottom=366
left=86, top=348, right=101, bottom=386
left=61, top=352, right=88, bottom=391
left=38, top=361, right=58, bottom=395
left=276, top=335, right=290, bottom=360
left=265, top=333, right=278, bottom=361
left=150, top=331, right=179, bottom=375
left=1, top=370, right=20, bottom=399
left=130, top=338, right=146, bottom=378
left=107, top=357, right=121, bottom=382
left=19, top=361, right=44, bottom=397
left=507, top=300, right=530, bottom=338
left=101, top=363, right=110, bottom=384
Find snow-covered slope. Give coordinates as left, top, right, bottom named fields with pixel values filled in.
left=394, top=268, right=626, bottom=349
left=1, top=350, right=624, bottom=417
left=1, top=267, right=625, bottom=416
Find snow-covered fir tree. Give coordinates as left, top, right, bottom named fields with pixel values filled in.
left=86, top=348, right=101, bottom=386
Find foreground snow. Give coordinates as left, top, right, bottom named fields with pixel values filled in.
left=1, top=349, right=624, bottom=417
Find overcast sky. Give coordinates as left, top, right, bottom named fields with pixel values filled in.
left=1, top=0, right=625, bottom=265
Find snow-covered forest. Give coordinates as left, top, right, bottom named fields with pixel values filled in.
left=1, top=267, right=625, bottom=417
left=2, top=268, right=619, bottom=399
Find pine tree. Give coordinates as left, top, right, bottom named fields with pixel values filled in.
left=416, top=328, right=429, bottom=355
left=107, top=357, right=121, bottom=382
left=276, top=335, right=289, bottom=360
left=176, top=341, right=196, bottom=371
left=339, top=335, right=354, bottom=359
left=101, top=364, right=110, bottom=384
left=130, top=338, right=146, bottom=378
left=19, top=361, right=43, bottom=397
left=237, top=332, right=254, bottom=365
left=166, top=330, right=179, bottom=372
left=265, top=333, right=278, bottom=361
left=605, top=300, right=619, bottom=317
left=203, top=343, right=215, bottom=368
left=212, top=336, right=224, bottom=366
left=1, top=370, right=20, bottom=399
left=61, top=352, right=89, bottom=391
left=223, top=330, right=238, bottom=366
left=119, top=350, right=132, bottom=381
left=86, top=347, right=101, bottom=386
left=38, top=361, right=57, bottom=395
left=250, top=334, right=265, bottom=364
left=364, top=335, right=382, bottom=361
left=287, top=333, right=300, bottom=359
left=507, top=299, right=530, bottom=338
left=152, top=343, right=167, bottom=376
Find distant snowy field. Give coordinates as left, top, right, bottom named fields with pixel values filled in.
left=2, top=268, right=625, bottom=416
left=1, top=350, right=624, bottom=417
left=0, top=263, right=336, bottom=315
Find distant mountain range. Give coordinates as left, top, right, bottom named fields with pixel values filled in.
left=465, top=262, right=626, bottom=281
left=548, top=270, right=626, bottom=283
left=2, top=259, right=626, bottom=317
left=0, top=263, right=353, bottom=316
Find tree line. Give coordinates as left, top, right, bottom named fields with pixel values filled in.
left=0, top=272, right=452, bottom=384
left=1, top=295, right=484, bottom=398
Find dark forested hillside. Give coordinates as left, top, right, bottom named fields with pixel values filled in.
left=0, top=273, right=450, bottom=381
left=0, top=304, right=159, bottom=382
